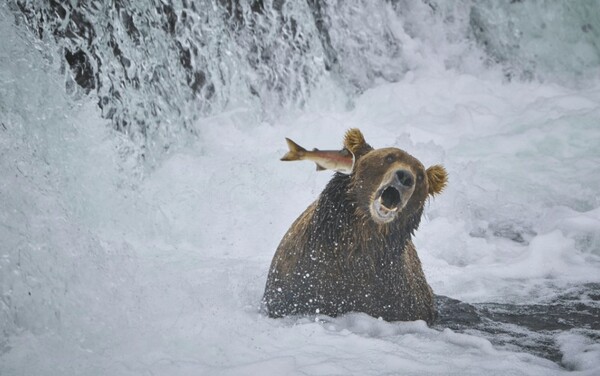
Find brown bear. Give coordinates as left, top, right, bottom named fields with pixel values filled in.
left=263, top=129, right=447, bottom=324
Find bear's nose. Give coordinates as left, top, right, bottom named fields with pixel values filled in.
left=395, top=169, right=414, bottom=187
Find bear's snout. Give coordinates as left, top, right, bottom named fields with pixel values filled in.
left=368, top=167, right=417, bottom=224
left=395, top=169, right=414, bottom=188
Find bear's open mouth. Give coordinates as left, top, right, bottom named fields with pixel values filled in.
left=370, top=168, right=417, bottom=224
left=370, top=183, right=405, bottom=224
left=380, top=185, right=401, bottom=210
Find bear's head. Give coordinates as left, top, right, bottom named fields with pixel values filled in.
left=344, top=129, right=447, bottom=226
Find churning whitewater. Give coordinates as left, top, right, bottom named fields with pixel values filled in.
left=1, top=1, right=600, bottom=375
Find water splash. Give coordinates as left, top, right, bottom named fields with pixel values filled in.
left=10, top=0, right=600, bottom=162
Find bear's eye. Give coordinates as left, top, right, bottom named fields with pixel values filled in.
left=385, top=154, right=395, bottom=164
left=417, top=173, right=424, bottom=182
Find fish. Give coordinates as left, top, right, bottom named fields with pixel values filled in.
left=280, top=137, right=355, bottom=174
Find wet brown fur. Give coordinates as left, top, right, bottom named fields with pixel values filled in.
left=344, top=128, right=373, bottom=158
left=426, top=165, right=448, bottom=196
left=263, top=129, right=447, bottom=324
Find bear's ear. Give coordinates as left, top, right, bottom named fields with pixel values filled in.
left=344, top=128, right=373, bottom=163
left=426, top=165, right=448, bottom=196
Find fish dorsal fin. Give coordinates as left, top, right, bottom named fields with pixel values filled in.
left=315, top=163, right=327, bottom=171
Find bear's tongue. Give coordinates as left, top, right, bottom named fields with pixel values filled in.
left=380, top=185, right=401, bottom=210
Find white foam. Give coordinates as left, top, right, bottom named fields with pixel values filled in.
left=2, top=4, right=600, bottom=376
left=557, top=332, right=600, bottom=374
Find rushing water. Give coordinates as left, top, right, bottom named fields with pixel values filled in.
left=9, top=0, right=600, bottom=160
left=2, top=1, right=600, bottom=375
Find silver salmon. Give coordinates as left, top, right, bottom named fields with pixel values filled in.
left=280, top=138, right=355, bottom=174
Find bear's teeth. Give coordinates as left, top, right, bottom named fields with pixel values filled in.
left=377, top=198, right=398, bottom=214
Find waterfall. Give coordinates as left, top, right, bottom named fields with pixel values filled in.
left=2, top=1, right=600, bottom=374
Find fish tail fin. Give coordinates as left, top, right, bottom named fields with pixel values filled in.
left=280, top=138, right=306, bottom=161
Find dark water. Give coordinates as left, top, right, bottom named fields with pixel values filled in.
left=435, top=283, right=600, bottom=366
